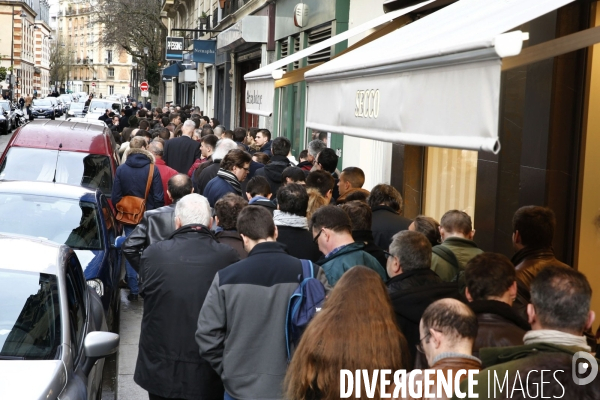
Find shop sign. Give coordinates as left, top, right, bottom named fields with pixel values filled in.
left=245, top=79, right=274, bottom=117
left=166, top=36, right=184, bottom=61
left=355, top=89, right=380, bottom=118
left=193, top=40, right=217, bottom=63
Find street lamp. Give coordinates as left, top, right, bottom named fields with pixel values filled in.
left=143, top=47, right=149, bottom=82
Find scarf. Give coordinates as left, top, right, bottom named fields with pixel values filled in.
left=273, top=210, right=308, bottom=229
left=523, top=329, right=591, bottom=351
left=217, top=168, right=242, bottom=195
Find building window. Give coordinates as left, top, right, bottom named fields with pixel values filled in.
left=108, top=85, right=114, bottom=95
left=107, top=68, right=114, bottom=78
left=106, top=50, right=112, bottom=64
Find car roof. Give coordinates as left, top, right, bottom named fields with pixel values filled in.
left=11, top=120, right=111, bottom=155
left=0, top=181, right=98, bottom=203
left=0, top=233, right=63, bottom=275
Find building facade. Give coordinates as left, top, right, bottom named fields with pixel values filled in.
left=56, top=0, right=132, bottom=97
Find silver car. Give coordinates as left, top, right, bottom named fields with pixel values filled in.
left=0, top=234, right=120, bottom=399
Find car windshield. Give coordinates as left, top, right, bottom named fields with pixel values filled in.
left=70, top=103, right=84, bottom=110
left=89, top=101, right=120, bottom=113
left=0, top=269, right=61, bottom=360
left=48, top=99, right=57, bottom=105
left=0, top=148, right=113, bottom=197
left=0, top=194, right=103, bottom=250
left=33, top=99, right=51, bottom=107
left=0, top=102, right=9, bottom=112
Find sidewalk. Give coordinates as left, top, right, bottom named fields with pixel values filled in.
left=116, top=289, right=146, bottom=399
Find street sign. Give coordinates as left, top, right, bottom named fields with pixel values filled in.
left=140, top=81, right=149, bottom=91
left=166, top=36, right=184, bottom=61
left=141, top=90, right=149, bottom=98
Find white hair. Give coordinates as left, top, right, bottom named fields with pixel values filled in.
left=183, top=120, right=196, bottom=130
left=212, top=139, right=238, bottom=161
left=174, top=193, right=211, bottom=227
left=213, top=126, right=224, bottom=138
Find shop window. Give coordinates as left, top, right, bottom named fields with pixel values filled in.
left=307, top=24, right=332, bottom=65
left=423, top=148, right=478, bottom=223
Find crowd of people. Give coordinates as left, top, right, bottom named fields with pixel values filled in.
left=112, top=102, right=600, bottom=400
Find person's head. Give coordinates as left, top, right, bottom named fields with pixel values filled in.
left=245, top=176, right=272, bottom=200
left=139, top=119, right=150, bottom=131
left=147, top=141, right=164, bottom=160
left=137, top=109, right=147, bottom=119
left=214, top=193, right=248, bottom=230
left=277, top=183, right=308, bottom=217
left=528, top=266, right=594, bottom=336
left=181, top=120, right=195, bottom=137
left=420, top=299, right=478, bottom=367
left=135, top=130, right=152, bottom=144
left=213, top=125, right=225, bottom=138
left=158, top=127, right=170, bottom=141
left=201, top=115, right=210, bottom=125
left=368, top=184, right=404, bottom=214
left=170, top=112, right=181, bottom=125
left=128, top=115, right=139, bottom=128
left=201, top=125, right=214, bottom=137
left=343, top=189, right=370, bottom=203
left=174, top=193, right=212, bottom=229
left=409, top=215, right=441, bottom=247
left=314, top=148, right=338, bottom=173
left=212, top=138, right=238, bottom=161
left=210, top=117, right=220, bottom=128
left=464, top=253, right=518, bottom=306
left=285, top=266, right=410, bottom=400
left=129, top=136, right=147, bottom=150
left=306, top=189, right=329, bottom=222
left=299, top=149, right=309, bottom=162
left=233, top=127, right=246, bottom=143
left=310, top=205, right=353, bottom=255
left=161, top=116, right=170, bottom=127
left=221, top=149, right=252, bottom=182
left=512, top=206, right=556, bottom=251
left=272, top=136, right=291, bottom=157
left=200, top=134, right=218, bottom=158
left=191, top=116, right=201, bottom=129
left=439, top=210, right=475, bottom=241
left=167, top=173, right=193, bottom=203
left=237, top=205, right=277, bottom=252
left=387, top=230, right=432, bottom=278
left=305, top=170, right=335, bottom=200
left=252, top=152, right=270, bottom=165
left=338, top=167, right=365, bottom=196
left=307, top=139, right=326, bottom=163
left=246, top=127, right=259, bottom=145
left=255, top=129, right=271, bottom=147
left=112, top=116, right=119, bottom=125
left=222, top=129, right=234, bottom=140
left=282, top=166, right=306, bottom=185
left=339, top=200, right=372, bottom=232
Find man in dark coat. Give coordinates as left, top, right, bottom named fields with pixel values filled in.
left=163, top=120, right=201, bottom=173
left=385, top=230, right=462, bottom=363
left=253, top=129, right=273, bottom=157
left=368, top=184, right=412, bottom=250
left=339, top=200, right=386, bottom=268
left=134, top=194, right=240, bottom=400
left=122, top=174, right=193, bottom=272
left=214, top=193, right=248, bottom=259
left=254, top=136, right=292, bottom=196
left=464, top=252, right=530, bottom=359
left=193, top=139, right=238, bottom=194
left=274, top=183, right=321, bottom=263
left=313, top=148, right=340, bottom=202
left=112, top=147, right=164, bottom=300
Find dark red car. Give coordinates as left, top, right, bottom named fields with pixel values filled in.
left=0, top=120, right=121, bottom=203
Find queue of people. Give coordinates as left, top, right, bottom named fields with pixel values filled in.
left=111, top=106, right=599, bottom=399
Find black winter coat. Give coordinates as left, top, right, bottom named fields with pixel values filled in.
left=371, top=205, right=412, bottom=250
left=195, top=160, right=221, bottom=195
left=163, top=135, right=201, bottom=174
left=352, top=230, right=386, bottom=269
left=134, top=224, right=240, bottom=399
left=387, top=269, right=463, bottom=362
left=275, top=225, right=322, bottom=263
left=254, top=155, right=292, bottom=197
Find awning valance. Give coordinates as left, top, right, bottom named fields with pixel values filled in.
left=304, top=0, right=577, bottom=153
left=162, top=62, right=184, bottom=77
left=242, top=0, right=434, bottom=117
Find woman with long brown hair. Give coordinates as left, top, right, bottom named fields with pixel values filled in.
left=285, top=266, right=410, bottom=400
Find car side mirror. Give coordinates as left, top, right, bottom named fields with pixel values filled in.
left=82, top=331, right=119, bottom=376
left=113, top=235, right=126, bottom=249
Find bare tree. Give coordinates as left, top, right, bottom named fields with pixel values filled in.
left=94, top=0, right=165, bottom=95
left=49, top=41, right=68, bottom=88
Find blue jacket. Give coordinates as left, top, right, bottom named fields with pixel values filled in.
left=320, top=242, right=388, bottom=286
left=112, top=149, right=164, bottom=213
left=204, top=175, right=239, bottom=207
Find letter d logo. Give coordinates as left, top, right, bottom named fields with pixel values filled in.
left=572, top=351, right=598, bottom=385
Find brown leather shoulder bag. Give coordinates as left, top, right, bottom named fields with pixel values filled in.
left=115, top=164, right=154, bottom=225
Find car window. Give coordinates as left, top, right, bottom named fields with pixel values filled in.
left=101, top=196, right=117, bottom=241
left=0, top=102, right=10, bottom=112
left=65, top=256, right=86, bottom=362
left=0, top=194, right=103, bottom=250
left=89, top=101, right=120, bottom=113
left=33, top=99, right=51, bottom=106
left=0, top=148, right=113, bottom=196
left=0, top=269, right=61, bottom=360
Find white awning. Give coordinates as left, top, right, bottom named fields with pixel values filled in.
left=242, top=0, right=435, bottom=117
left=304, top=0, right=576, bottom=153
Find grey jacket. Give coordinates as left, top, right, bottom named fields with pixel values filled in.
left=196, top=242, right=303, bottom=400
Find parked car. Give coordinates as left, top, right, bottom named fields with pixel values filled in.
left=84, top=99, right=121, bottom=123
left=47, top=97, right=63, bottom=117
left=0, top=100, right=19, bottom=134
left=67, top=102, right=87, bottom=118
left=0, top=181, right=125, bottom=328
left=0, top=120, right=121, bottom=202
left=0, top=234, right=120, bottom=399
left=60, top=93, right=73, bottom=107
left=31, top=98, right=56, bottom=119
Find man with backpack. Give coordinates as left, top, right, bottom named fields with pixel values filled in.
left=431, top=209, right=483, bottom=282
left=196, top=206, right=321, bottom=400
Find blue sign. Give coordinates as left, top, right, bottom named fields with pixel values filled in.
left=193, top=40, right=217, bottom=64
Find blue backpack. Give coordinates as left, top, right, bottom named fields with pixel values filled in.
left=285, top=259, right=326, bottom=360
